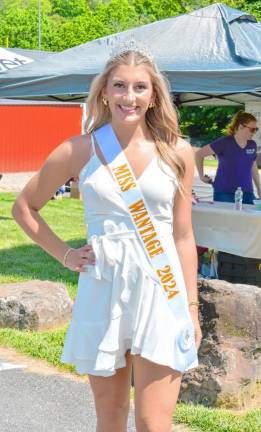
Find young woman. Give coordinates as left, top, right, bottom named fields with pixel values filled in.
left=195, top=111, right=260, bottom=204
left=12, top=45, right=201, bottom=432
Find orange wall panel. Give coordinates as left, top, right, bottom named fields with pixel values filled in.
left=0, top=104, right=82, bottom=172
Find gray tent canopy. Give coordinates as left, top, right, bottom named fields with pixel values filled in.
left=0, top=47, right=55, bottom=73
left=0, top=3, right=260, bottom=105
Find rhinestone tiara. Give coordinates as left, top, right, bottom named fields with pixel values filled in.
left=106, top=35, right=153, bottom=62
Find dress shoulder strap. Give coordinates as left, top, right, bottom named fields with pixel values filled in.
left=90, top=133, right=97, bottom=157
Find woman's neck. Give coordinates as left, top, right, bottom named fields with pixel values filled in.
left=233, top=132, right=247, bottom=148
left=111, top=120, right=153, bottom=149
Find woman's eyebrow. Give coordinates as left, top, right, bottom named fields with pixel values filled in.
left=112, top=78, right=149, bottom=85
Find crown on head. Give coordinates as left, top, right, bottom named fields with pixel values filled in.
left=106, top=35, right=153, bottom=62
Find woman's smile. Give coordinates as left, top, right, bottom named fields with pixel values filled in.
left=117, top=104, right=138, bottom=115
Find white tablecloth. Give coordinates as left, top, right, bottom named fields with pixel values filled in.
left=192, top=202, right=261, bottom=259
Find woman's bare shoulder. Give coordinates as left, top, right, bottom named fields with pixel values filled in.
left=64, top=133, right=92, bottom=177
left=176, top=137, right=191, bottom=151
left=175, top=137, right=194, bottom=174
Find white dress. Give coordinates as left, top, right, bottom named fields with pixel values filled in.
left=61, top=135, right=198, bottom=376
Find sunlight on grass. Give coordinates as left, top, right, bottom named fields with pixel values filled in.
left=174, top=403, right=261, bottom=432
left=0, top=193, right=86, bottom=298
left=204, top=159, right=218, bottom=168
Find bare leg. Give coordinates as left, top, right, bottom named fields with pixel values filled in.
left=88, top=350, right=132, bottom=432
left=133, top=355, right=182, bottom=432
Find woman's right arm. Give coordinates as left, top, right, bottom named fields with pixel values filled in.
left=12, top=136, right=95, bottom=272
left=194, top=144, right=215, bottom=184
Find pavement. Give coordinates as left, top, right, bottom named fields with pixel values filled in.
left=0, top=348, right=191, bottom=432
left=0, top=348, right=136, bottom=432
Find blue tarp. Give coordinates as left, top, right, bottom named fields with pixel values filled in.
left=0, top=3, right=260, bottom=104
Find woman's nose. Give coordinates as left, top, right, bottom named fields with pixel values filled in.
left=124, top=86, right=136, bottom=103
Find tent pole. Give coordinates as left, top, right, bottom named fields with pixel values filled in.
left=81, top=102, right=87, bottom=135
left=245, top=101, right=261, bottom=170
left=245, top=102, right=261, bottom=150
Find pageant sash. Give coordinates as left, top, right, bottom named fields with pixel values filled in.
left=94, top=123, right=192, bottom=327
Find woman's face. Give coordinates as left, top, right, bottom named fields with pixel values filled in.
left=103, top=62, right=154, bottom=126
left=238, top=120, right=258, bottom=140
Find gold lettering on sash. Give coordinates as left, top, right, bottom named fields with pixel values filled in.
left=118, top=182, right=179, bottom=299
left=137, top=217, right=151, bottom=229
left=141, top=232, right=157, bottom=243
left=140, top=224, right=155, bottom=235
left=168, top=290, right=179, bottom=299
left=113, top=164, right=129, bottom=177
left=149, top=247, right=164, bottom=257
left=113, top=164, right=136, bottom=191
left=133, top=211, right=148, bottom=223
left=129, top=199, right=164, bottom=258
left=156, top=265, right=179, bottom=299
left=129, top=199, right=145, bottom=213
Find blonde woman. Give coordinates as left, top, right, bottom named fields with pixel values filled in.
left=195, top=111, right=260, bottom=204
left=12, top=45, right=201, bottom=432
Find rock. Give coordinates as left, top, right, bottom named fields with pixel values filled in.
left=180, top=279, right=261, bottom=408
left=0, top=280, right=73, bottom=331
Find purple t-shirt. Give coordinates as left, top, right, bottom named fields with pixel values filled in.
left=210, top=135, right=257, bottom=193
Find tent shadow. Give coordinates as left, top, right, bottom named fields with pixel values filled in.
left=0, top=239, right=86, bottom=285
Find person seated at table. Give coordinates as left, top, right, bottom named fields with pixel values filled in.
left=195, top=111, right=261, bottom=204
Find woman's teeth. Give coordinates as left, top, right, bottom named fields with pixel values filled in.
left=119, top=105, right=137, bottom=112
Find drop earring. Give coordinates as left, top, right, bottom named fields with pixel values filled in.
left=102, top=97, right=108, bottom=106
left=149, top=101, right=155, bottom=108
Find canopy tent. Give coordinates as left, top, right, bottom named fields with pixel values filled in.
left=0, top=3, right=260, bottom=106
left=0, top=47, right=55, bottom=73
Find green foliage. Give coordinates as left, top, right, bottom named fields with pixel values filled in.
left=93, top=0, right=141, bottom=34
left=179, top=106, right=239, bottom=146
left=132, top=0, right=185, bottom=22
left=174, top=403, right=261, bottom=432
left=50, top=0, right=88, bottom=17
left=0, top=327, right=71, bottom=369
left=183, top=0, right=261, bottom=20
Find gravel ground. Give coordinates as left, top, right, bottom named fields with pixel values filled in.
left=0, top=168, right=217, bottom=195
left=0, top=172, right=36, bottom=193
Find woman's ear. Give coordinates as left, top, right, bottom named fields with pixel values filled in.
left=101, top=87, right=107, bottom=100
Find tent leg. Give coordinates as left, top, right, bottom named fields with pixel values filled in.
left=81, top=102, right=87, bottom=135
left=245, top=101, right=261, bottom=169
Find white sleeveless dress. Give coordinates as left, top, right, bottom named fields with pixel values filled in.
left=61, top=135, right=198, bottom=376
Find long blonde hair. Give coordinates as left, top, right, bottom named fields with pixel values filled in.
left=85, top=50, right=185, bottom=188
left=227, top=110, right=257, bottom=135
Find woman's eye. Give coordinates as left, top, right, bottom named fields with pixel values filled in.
left=136, top=84, right=146, bottom=90
left=114, top=83, right=124, bottom=88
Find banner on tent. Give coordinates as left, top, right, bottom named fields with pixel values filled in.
left=0, top=48, right=34, bottom=73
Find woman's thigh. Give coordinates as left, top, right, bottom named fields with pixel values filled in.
left=133, top=355, right=182, bottom=432
left=88, top=350, right=133, bottom=432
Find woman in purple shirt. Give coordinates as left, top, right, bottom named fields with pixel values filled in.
left=195, top=111, right=261, bottom=204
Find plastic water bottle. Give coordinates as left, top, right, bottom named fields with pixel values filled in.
left=234, top=187, right=243, bottom=210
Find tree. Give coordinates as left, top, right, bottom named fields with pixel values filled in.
left=50, top=0, right=88, bottom=18
left=179, top=106, right=239, bottom=146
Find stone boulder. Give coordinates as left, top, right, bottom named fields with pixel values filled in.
left=0, top=280, right=73, bottom=331
left=180, top=279, right=261, bottom=408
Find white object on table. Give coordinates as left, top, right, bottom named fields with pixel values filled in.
left=192, top=201, right=261, bottom=259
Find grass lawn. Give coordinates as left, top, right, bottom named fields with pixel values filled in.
left=0, top=192, right=260, bottom=431
left=204, top=158, right=218, bottom=168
